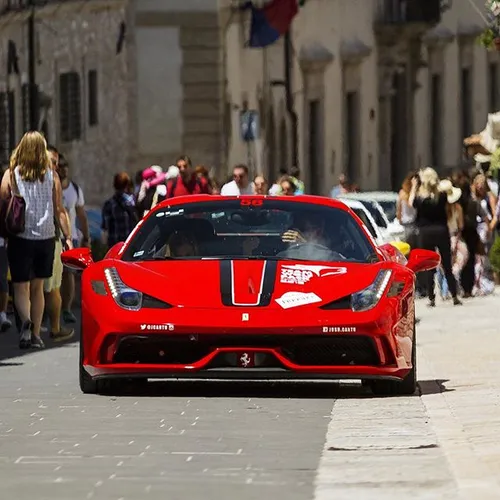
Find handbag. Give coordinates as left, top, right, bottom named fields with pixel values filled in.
left=0, top=169, right=26, bottom=238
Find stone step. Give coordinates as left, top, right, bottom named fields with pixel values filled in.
left=181, top=64, right=222, bottom=84
left=182, top=100, right=222, bottom=119
left=180, top=28, right=221, bottom=48
left=183, top=117, right=222, bottom=134
left=183, top=132, right=222, bottom=152
left=183, top=48, right=223, bottom=65
left=183, top=83, right=221, bottom=100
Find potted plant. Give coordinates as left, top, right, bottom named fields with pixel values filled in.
left=478, top=1, right=500, bottom=51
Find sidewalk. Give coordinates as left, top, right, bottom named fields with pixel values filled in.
left=417, top=291, right=500, bottom=497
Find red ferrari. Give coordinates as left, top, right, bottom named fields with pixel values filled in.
left=62, top=195, right=439, bottom=396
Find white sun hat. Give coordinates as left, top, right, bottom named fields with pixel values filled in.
left=479, top=112, right=500, bottom=154
left=438, top=179, right=462, bottom=204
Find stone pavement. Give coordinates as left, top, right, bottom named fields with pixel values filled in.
left=0, top=293, right=498, bottom=499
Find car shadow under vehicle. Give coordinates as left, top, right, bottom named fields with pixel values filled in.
left=100, top=378, right=431, bottom=400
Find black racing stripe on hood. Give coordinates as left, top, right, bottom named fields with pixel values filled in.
left=219, top=260, right=278, bottom=307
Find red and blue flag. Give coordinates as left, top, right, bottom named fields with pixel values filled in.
left=241, top=0, right=299, bottom=48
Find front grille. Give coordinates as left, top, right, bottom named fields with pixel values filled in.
left=111, top=334, right=380, bottom=367
left=281, top=336, right=379, bottom=366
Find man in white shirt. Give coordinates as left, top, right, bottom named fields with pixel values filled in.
left=221, top=164, right=254, bottom=195
left=58, top=155, right=90, bottom=324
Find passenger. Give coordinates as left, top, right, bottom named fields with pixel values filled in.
left=166, top=231, right=197, bottom=257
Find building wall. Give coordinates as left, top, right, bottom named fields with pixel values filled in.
left=133, top=0, right=225, bottom=176
left=0, top=0, right=129, bottom=205
left=224, top=0, right=498, bottom=194
left=415, top=0, right=497, bottom=174
left=223, top=0, right=379, bottom=194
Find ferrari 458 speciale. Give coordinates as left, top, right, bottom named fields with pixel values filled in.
left=62, top=195, right=439, bottom=396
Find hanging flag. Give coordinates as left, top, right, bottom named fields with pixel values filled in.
left=241, top=0, right=299, bottom=48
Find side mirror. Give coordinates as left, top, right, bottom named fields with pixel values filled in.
left=380, top=242, right=409, bottom=265
left=407, top=249, right=440, bottom=273
left=61, top=247, right=94, bottom=271
left=105, top=242, right=125, bottom=259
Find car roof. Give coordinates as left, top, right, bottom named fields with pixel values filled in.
left=153, top=194, right=351, bottom=212
left=340, top=192, right=398, bottom=202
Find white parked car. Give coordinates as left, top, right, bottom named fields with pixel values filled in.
left=340, top=199, right=389, bottom=246
left=339, top=193, right=404, bottom=241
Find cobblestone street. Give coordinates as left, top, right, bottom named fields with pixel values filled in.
left=0, top=293, right=498, bottom=499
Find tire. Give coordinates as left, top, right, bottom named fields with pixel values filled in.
left=79, top=334, right=98, bottom=394
left=370, top=321, right=417, bottom=397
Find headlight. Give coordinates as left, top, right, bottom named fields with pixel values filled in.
left=351, top=270, right=392, bottom=312
left=104, top=267, right=143, bottom=311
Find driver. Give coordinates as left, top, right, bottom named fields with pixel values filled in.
left=165, top=230, right=197, bottom=257
left=281, top=215, right=328, bottom=246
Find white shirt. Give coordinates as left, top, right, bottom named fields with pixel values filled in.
left=220, top=180, right=254, bottom=196
left=62, top=182, right=85, bottom=240
left=14, top=166, right=55, bottom=240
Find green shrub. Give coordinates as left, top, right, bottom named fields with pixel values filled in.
left=489, top=235, right=500, bottom=273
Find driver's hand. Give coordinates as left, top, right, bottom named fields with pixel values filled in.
left=282, top=230, right=306, bottom=243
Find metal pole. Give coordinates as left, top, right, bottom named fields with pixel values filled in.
left=284, top=30, right=299, bottom=169
left=28, top=0, right=38, bottom=130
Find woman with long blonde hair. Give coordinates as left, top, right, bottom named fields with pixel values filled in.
left=409, top=167, right=461, bottom=307
left=0, top=131, right=70, bottom=349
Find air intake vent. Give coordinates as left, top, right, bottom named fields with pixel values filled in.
left=320, top=295, right=351, bottom=310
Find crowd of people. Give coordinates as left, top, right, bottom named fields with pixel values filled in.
left=99, top=159, right=308, bottom=247
left=1, top=129, right=497, bottom=348
left=396, top=165, right=498, bottom=307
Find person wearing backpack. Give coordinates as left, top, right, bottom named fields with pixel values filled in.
left=165, top=155, right=211, bottom=199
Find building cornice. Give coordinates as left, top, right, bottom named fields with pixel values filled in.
left=340, top=38, right=372, bottom=65
left=298, top=42, right=334, bottom=72
left=423, top=25, right=455, bottom=49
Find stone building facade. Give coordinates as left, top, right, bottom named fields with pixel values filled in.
left=224, top=0, right=499, bottom=194
left=0, top=0, right=497, bottom=203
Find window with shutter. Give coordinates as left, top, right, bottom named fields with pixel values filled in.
left=59, top=71, right=82, bottom=142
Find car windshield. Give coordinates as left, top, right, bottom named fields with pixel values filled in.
left=123, top=199, right=377, bottom=263
left=377, top=200, right=397, bottom=222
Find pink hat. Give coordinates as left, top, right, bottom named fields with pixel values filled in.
left=142, top=167, right=156, bottom=180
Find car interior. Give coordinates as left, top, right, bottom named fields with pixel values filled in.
left=124, top=208, right=377, bottom=263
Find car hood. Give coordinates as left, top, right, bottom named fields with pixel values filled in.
left=113, top=259, right=388, bottom=310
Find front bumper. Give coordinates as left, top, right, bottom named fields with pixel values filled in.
left=84, top=333, right=412, bottom=381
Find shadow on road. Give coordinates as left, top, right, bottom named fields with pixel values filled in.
left=110, top=379, right=378, bottom=399
left=418, top=379, right=454, bottom=395
left=0, top=312, right=78, bottom=364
